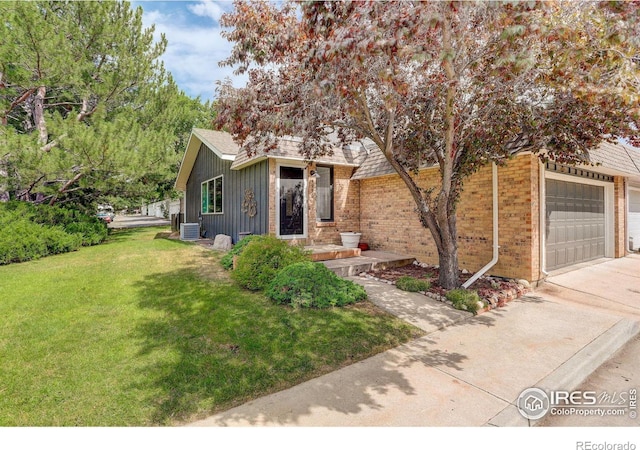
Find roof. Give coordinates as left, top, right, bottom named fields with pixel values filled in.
left=352, top=138, right=640, bottom=181
left=586, top=139, right=640, bottom=179
left=175, top=128, right=239, bottom=191
left=176, top=128, right=640, bottom=191
left=351, top=141, right=395, bottom=180
left=230, top=135, right=368, bottom=170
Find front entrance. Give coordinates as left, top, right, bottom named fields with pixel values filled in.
left=277, top=165, right=307, bottom=238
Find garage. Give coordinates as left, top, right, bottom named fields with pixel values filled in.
left=629, top=188, right=640, bottom=251
left=545, top=178, right=606, bottom=271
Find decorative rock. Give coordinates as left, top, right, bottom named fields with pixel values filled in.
left=461, top=269, right=469, bottom=275
left=517, top=279, right=531, bottom=289
left=413, top=260, right=420, bottom=266
left=212, top=234, right=233, bottom=251
left=359, top=272, right=368, bottom=277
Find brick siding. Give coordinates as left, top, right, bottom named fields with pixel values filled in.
left=360, top=154, right=542, bottom=282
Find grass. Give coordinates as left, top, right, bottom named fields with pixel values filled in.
left=0, top=227, right=422, bottom=426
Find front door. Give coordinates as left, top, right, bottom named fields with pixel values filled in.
left=278, top=166, right=306, bottom=238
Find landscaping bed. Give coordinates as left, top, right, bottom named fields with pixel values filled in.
left=364, top=261, right=529, bottom=311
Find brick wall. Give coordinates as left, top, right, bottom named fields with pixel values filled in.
left=614, top=176, right=627, bottom=257
left=267, top=159, right=361, bottom=245
left=360, top=154, right=542, bottom=282
left=306, top=164, right=361, bottom=245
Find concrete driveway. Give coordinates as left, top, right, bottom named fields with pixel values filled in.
left=536, top=254, right=640, bottom=321
left=108, top=214, right=170, bottom=229
left=188, top=256, right=640, bottom=427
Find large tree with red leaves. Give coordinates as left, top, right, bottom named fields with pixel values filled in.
left=215, top=0, right=639, bottom=289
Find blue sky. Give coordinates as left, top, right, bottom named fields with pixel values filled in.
left=134, top=0, right=248, bottom=102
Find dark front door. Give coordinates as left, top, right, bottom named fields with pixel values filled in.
left=279, top=166, right=305, bottom=236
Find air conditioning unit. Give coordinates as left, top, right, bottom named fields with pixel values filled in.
left=180, top=223, right=200, bottom=241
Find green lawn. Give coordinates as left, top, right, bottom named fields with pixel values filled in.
left=0, top=228, right=422, bottom=426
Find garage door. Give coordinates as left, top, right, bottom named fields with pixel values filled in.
left=545, top=178, right=605, bottom=270
left=629, top=189, right=640, bottom=251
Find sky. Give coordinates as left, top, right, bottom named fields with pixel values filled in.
left=133, top=0, right=248, bottom=102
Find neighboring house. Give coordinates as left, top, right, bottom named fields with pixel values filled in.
left=142, top=199, right=180, bottom=219
left=175, top=128, right=640, bottom=283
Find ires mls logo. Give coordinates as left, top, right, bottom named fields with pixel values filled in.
left=517, top=387, right=550, bottom=420
left=517, top=387, right=638, bottom=420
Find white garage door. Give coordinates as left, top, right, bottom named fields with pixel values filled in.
left=545, top=178, right=606, bottom=270
left=629, top=189, right=640, bottom=251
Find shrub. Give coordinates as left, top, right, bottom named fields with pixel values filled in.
left=445, top=289, right=486, bottom=315
left=231, top=235, right=311, bottom=290
left=395, top=276, right=431, bottom=292
left=0, top=201, right=107, bottom=265
left=266, top=261, right=367, bottom=308
left=220, top=234, right=263, bottom=270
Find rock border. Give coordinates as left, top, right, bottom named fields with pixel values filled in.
left=360, top=260, right=530, bottom=315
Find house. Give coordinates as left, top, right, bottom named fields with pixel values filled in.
left=175, top=128, right=640, bottom=284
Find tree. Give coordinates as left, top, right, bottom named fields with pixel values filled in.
left=214, top=0, right=639, bottom=289
left=0, top=0, right=214, bottom=209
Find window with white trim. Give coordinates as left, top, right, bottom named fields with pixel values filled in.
left=201, top=175, right=223, bottom=214
left=315, top=166, right=334, bottom=222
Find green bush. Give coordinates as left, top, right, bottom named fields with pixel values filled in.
left=0, top=201, right=107, bottom=265
left=445, top=289, right=485, bottom=315
left=395, top=276, right=431, bottom=292
left=266, top=261, right=367, bottom=308
left=231, top=235, right=311, bottom=290
left=220, top=234, right=263, bottom=270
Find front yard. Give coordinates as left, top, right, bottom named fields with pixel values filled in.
left=0, top=228, right=422, bottom=426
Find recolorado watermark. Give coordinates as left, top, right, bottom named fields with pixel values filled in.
left=576, top=442, right=636, bottom=450
left=517, top=387, right=637, bottom=421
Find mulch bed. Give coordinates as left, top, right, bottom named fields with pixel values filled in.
left=365, top=262, right=528, bottom=310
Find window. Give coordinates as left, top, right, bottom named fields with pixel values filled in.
left=201, top=175, right=223, bottom=214
left=315, top=166, right=334, bottom=222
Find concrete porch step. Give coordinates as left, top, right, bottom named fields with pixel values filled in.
left=307, top=244, right=361, bottom=262
left=321, top=251, right=416, bottom=277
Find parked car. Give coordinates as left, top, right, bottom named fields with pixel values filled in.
left=97, top=206, right=115, bottom=223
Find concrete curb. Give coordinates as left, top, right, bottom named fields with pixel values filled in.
left=487, top=318, right=640, bottom=427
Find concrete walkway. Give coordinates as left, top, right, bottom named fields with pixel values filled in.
left=188, top=257, right=640, bottom=427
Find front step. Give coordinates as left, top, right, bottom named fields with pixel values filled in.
left=310, top=247, right=361, bottom=262
left=322, top=251, right=416, bottom=277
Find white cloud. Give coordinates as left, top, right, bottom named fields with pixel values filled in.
left=139, top=2, right=247, bottom=101
left=188, top=0, right=224, bottom=22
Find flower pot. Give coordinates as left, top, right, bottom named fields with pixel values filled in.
left=340, top=232, right=362, bottom=248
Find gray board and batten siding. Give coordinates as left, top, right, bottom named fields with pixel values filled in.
left=185, top=142, right=269, bottom=243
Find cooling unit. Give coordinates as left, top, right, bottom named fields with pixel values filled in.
left=180, top=223, right=200, bottom=241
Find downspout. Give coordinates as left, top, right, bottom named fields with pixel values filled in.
left=625, top=179, right=629, bottom=254
left=539, top=160, right=549, bottom=278
left=463, top=162, right=499, bottom=288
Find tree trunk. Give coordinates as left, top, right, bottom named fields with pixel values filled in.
left=434, top=204, right=459, bottom=289
left=33, top=86, right=48, bottom=145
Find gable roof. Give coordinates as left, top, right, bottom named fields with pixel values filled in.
left=175, top=128, right=239, bottom=191
left=176, top=128, right=640, bottom=191
left=230, top=135, right=368, bottom=170
left=587, top=139, right=640, bottom=179
left=352, top=139, right=640, bottom=181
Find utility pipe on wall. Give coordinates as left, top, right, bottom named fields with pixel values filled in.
left=462, top=162, right=499, bottom=289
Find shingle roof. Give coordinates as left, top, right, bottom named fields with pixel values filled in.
left=230, top=135, right=368, bottom=170
left=176, top=128, right=640, bottom=192
left=350, top=142, right=395, bottom=180
left=193, top=128, right=240, bottom=157
left=352, top=138, right=640, bottom=180
left=587, top=140, right=640, bottom=177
